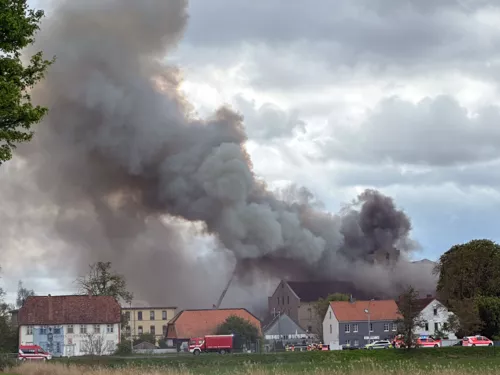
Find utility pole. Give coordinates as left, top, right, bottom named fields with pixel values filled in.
left=129, top=302, right=133, bottom=353
left=364, top=299, right=374, bottom=345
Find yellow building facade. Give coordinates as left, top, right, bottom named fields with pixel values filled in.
left=122, top=306, right=177, bottom=341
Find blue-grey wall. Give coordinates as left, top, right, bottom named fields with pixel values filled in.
left=33, top=326, right=64, bottom=356
left=264, top=314, right=306, bottom=337
left=338, top=321, right=397, bottom=347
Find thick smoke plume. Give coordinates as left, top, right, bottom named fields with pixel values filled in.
left=0, top=0, right=436, bottom=310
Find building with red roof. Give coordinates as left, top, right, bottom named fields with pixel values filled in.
left=165, top=308, right=261, bottom=351
left=18, top=295, right=121, bottom=357
left=323, top=300, right=401, bottom=348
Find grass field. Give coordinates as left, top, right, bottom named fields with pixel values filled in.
left=5, top=347, right=500, bottom=374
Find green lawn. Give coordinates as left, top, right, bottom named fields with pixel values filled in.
left=46, top=347, right=500, bottom=374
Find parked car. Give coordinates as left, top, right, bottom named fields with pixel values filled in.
left=416, top=336, right=441, bottom=348
left=462, top=335, right=493, bottom=347
left=364, top=340, right=393, bottom=349
left=18, top=345, right=52, bottom=361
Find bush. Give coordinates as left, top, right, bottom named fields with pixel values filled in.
left=0, top=353, right=16, bottom=372
left=114, top=341, right=132, bottom=356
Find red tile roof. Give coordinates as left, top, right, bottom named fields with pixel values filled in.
left=18, top=295, right=121, bottom=325
left=166, top=309, right=262, bottom=339
left=330, top=300, right=401, bottom=322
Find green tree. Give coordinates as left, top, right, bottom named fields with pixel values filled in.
left=476, top=296, right=500, bottom=339
left=435, top=239, right=500, bottom=303
left=76, top=261, right=133, bottom=303
left=446, top=299, right=483, bottom=338
left=16, top=280, right=35, bottom=308
left=0, top=0, right=55, bottom=163
left=216, top=315, right=261, bottom=350
left=396, top=286, right=425, bottom=349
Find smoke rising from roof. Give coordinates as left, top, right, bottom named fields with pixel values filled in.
left=0, top=0, right=436, bottom=309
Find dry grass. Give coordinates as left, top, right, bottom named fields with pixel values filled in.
left=8, top=361, right=500, bottom=375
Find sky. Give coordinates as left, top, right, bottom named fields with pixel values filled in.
left=2, top=0, right=500, bottom=303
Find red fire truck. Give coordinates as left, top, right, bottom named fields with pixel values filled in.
left=189, top=334, right=234, bottom=355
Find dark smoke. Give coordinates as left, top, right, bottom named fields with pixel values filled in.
left=0, top=0, right=436, bottom=310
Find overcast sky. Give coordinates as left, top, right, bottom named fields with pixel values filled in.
left=3, top=0, right=500, bottom=303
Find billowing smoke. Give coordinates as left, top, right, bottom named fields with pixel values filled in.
left=0, top=0, right=436, bottom=311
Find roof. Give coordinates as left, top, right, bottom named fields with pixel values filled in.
left=330, top=300, right=401, bottom=322
left=262, top=313, right=305, bottom=334
left=122, top=306, right=177, bottom=310
left=166, top=308, right=262, bottom=339
left=286, top=281, right=373, bottom=302
left=18, top=295, right=121, bottom=325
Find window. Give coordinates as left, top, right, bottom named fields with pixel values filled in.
left=80, top=325, right=87, bottom=334
left=26, top=326, right=33, bottom=335
left=150, top=311, right=155, bottom=320
left=40, top=326, right=47, bottom=335
left=384, top=323, right=389, bottom=332
left=392, top=323, right=397, bottom=332
left=150, top=325, right=155, bottom=335
left=55, top=342, right=61, bottom=353
left=369, top=323, right=373, bottom=332
left=354, top=340, right=359, bottom=347
left=330, top=324, right=332, bottom=334
left=107, top=324, right=114, bottom=333
left=94, top=325, right=100, bottom=334
left=353, top=324, right=358, bottom=333
left=424, top=322, right=429, bottom=331
left=67, top=325, right=74, bottom=334
left=163, top=325, right=168, bottom=336
left=434, top=322, right=439, bottom=331
left=346, top=340, right=351, bottom=345
left=126, top=311, right=131, bottom=320
left=138, top=326, right=143, bottom=335
left=433, top=308, right=438, bottom=316
left=54, top=327, right=61, bottom=335
left=162, top=311, right=167, bottom=320
left=329, top=311, right=332, bottom=319
left=138, top=311, right=143, bottom=321
left=345, top=324, right=350, bottom=333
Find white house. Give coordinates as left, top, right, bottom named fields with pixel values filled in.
left=18, top=295, right=122, bottom=357
left=413, top=297, right=457, bottom=339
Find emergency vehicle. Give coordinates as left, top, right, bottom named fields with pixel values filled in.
left=18, top=345, right=52, bottom=361
left=189, top=334, right=234, bottom=354
left=462, top=335, right=493, bottom=347
left=416, top=336, right=441, bottom=348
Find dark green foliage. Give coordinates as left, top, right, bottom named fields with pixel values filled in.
left=216, top=315, right=260, bottom=349
left=0, top=0, right=55, bottom=163
left=476, top=296, right=500, bottom=339
left=396, top=286, right=425, bottom=349
left=435, top=239, right=500, bottom=303
left=115, top=340, right=132, bottom=356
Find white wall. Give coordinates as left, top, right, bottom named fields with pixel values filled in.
left=415, top=300, right=457, bottom=339
left=322, top=305, right=339, bottom=345
left=19, top=323, right=121, bottom=357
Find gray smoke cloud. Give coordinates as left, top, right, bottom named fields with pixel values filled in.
left=0, top=0, right=436, bottom=311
